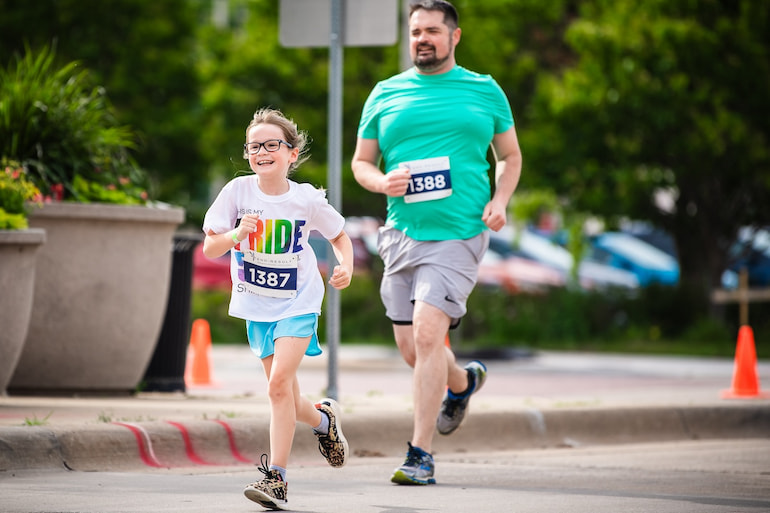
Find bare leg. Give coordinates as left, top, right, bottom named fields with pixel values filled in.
left=261, top=336, right=320, bottom=469
left=444, top=336, right=471, bottom=394
left=295, top=390, right=323, bottom=428
left=394, top=328, right=470, bottom=408
left=393, top=301, right=472, bottom=454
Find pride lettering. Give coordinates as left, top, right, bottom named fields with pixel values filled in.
left=244, top=219, right=305, bottom=254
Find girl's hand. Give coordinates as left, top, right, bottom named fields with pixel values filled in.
left=328, top=264, right=353, bottom=290
left=328, top=230, right=354, bottom=289
left=235, top=214, right=260, bottom=240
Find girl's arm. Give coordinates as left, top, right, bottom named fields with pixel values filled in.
left=328, top=230, right=354, bottom=290
left=202, top=214, right=260, bottom=259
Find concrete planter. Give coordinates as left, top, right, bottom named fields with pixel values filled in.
left=0, top=229, right=46, bottom=395
left=8, top=203, right=185, bottom=395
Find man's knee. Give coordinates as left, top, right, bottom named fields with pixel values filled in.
left=393, top=323, right=417, bottom=367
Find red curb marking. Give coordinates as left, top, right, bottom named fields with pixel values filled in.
left=112, top=422, right=164, bottom=468
left=165, top=420, right=217, bottom=465
left=114, top=420, right=252, bottom=468
left=211, top=419, right=253, bottom=463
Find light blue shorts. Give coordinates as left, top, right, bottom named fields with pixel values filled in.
left=246, top=313, right=322, bottom=359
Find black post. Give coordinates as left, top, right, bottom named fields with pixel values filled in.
left=142, top=232, right=203, bottom=392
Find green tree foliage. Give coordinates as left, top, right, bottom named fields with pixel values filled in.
left=524, top=0, right=770, bottom=306
left=452, top=0, right=578, bottom=117
left=194, top=0, right=402, bottom=222
left=195, top=1, right=330, bottom=212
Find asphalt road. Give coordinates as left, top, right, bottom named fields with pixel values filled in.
left=2, top=439, right=768, bottom=513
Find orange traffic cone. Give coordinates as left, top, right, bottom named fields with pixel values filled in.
left=186, top=318, right=213, bottom=386
left=721, top=325, right=770, bottom=399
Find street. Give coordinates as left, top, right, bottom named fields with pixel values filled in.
left=2, top=439, right=768, bottom=512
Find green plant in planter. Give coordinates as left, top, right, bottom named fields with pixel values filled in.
left=0, top=160, right=41, bottom=230
left=0, top=44, right=149, bottom=204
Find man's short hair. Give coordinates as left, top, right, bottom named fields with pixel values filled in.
left=409, top=0, right=459, bottom=29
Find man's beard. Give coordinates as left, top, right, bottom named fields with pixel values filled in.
left=413, top=44, right=451, bottom=73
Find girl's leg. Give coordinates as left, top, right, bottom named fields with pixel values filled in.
left=294, top=381, right=323, bottom=428
left=281, top=347, right=346, bottom=468
left=261, top=335, right=317, bottom=469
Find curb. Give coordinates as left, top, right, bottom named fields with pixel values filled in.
left=2, top=404, right=768, bottom=472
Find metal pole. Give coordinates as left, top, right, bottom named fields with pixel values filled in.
left=325, top=0, right=344, bottom=401
left=400, top=0, right=411, bottom=70
left=739, top=268, right=749, bottom=326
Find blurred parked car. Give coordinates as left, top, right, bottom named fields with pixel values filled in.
left=492, top=227, right=640, bottom=291
left=721, top=227, right=770, bottom=289
left=620, top=220, right=678, bottom=257
left=589, top=232, right=680, bottom=287
left=192, top=245, right=231, bottom=290
left=478, top=237, right=566, bottom=293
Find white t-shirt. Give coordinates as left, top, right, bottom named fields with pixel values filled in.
left=202, top=175, right=345, bottom=322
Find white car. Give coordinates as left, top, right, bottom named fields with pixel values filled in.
left=492, top=227, right=640, bottom=291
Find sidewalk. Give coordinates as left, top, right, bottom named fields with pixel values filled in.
left=1, top=344, right=769, bottom=472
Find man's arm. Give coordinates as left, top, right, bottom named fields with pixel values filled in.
left=351, top=137, right=411, bottom=197
left=482, top=126, right=523, bottom=232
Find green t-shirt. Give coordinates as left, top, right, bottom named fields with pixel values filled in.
left=357, top=65, right=514, bottom=241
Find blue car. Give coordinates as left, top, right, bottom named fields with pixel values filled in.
left=493, top=228, right=640, bottom=291
left=589, top=232, right=680, bottom=287
left=722, top=227, right=770, bottom=288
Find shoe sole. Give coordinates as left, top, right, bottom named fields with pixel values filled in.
left=390, top=469, right=436, bottom=486
left=468, top=361, right=488, bottom=393
left=244, top=488, right=287, bottom=510
left=318, top=398, right=350, bottom=467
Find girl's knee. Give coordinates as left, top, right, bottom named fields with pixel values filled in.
left=267, top=375, right=292, bottom=402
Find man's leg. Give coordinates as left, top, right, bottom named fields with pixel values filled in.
left=389, top=301, right=449, bottom=485
left=437, top=331, right=488, bottom=436
left=393, top=325, right=472, bottom=449
left=444, top=334, right=471, bottom=396
left=408, top=301, right=451, bottom=453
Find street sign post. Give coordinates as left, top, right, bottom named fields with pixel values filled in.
left=279, top=0, right=398, bottom=400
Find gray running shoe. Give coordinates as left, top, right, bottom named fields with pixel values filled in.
left=390, top=442, right=436, bottom=485
left=243, top=454, right=288, bottom=510
left=436, top=360, right=487, bottom=435
left=315, top=398, right=349, bottom=467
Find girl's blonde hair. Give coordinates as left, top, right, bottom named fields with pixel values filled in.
left=243, top=107, right=310, bottom=172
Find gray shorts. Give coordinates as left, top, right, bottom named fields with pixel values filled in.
left=376, top=225, right=489, bottom=327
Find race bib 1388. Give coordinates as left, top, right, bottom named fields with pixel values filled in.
left=401, top=156, right=452, bottom=204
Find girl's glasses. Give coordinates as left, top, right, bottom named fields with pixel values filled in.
left=244, top=139, right=294, bottom=154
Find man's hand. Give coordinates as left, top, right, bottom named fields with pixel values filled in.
left=482, top=201, right=507, bottom=232
left=381, top=165, right=411, bottom=197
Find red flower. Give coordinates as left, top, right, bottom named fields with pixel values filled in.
left=50, top=184, right=64, bottom=201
